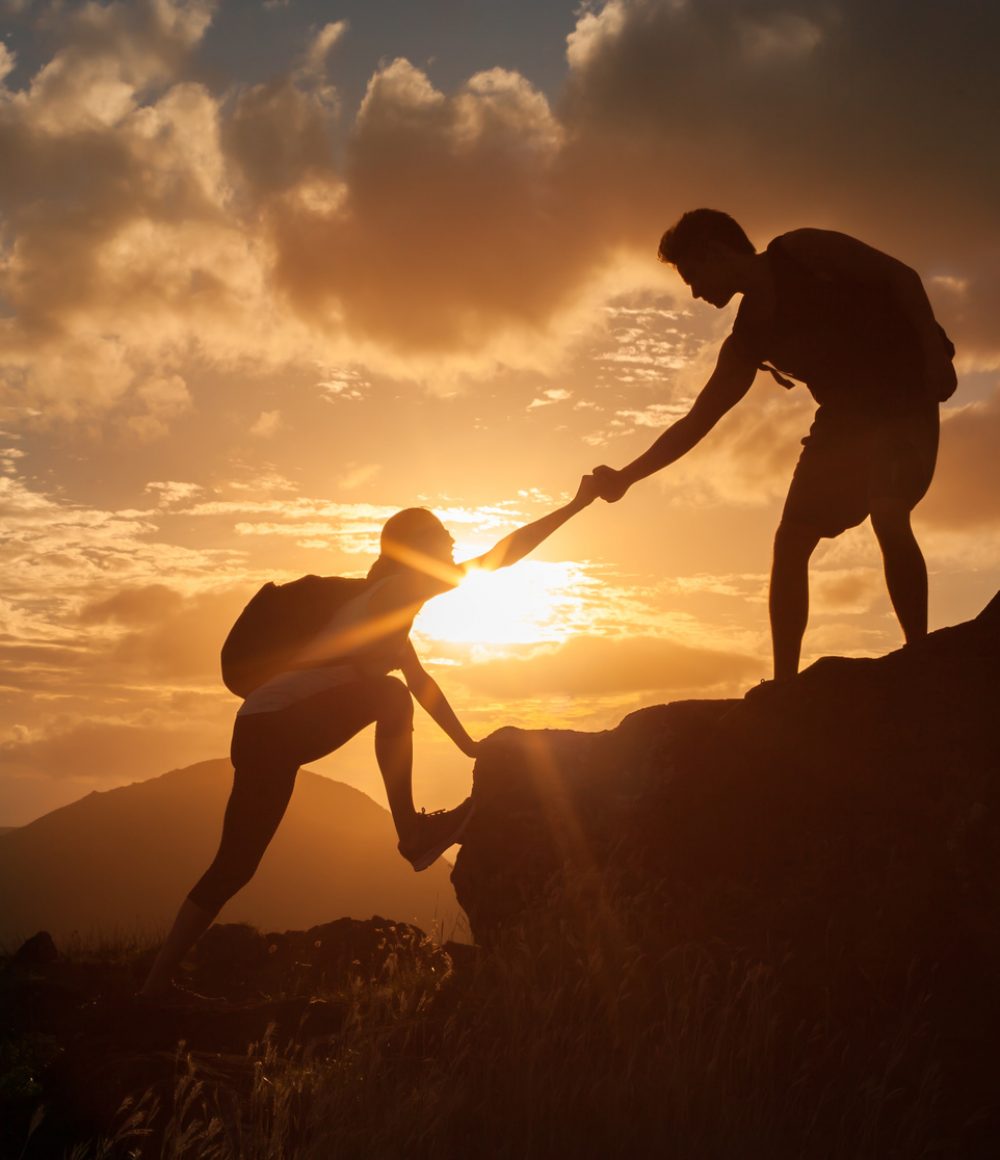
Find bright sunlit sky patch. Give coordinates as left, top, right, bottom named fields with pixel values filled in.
left=1, top=0, right=999, bottom=824
left=415, top=560, right=597, bottom=648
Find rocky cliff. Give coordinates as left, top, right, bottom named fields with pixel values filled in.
left=454, top=593, right=1000, bottom=989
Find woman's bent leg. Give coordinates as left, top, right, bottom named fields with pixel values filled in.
left=283, top=675, right=419, bottom=840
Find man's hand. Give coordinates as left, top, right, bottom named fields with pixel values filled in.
left=591, top=465, right=630, bottom=503
left=459, top=738, right=481, bottom=759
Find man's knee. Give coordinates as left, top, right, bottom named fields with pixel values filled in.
left=869, top=497, right=913, bottom=541
left=773, top=519, right=823, bottom=561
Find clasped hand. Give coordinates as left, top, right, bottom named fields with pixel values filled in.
left=590, top=465, right=629, bottom=503
left=571, top=467, right=629, bottom=507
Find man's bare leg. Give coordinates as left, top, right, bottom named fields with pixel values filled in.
left=870, top=501, right=928, bottom=643
left=769, top=521, right=823, bottom=682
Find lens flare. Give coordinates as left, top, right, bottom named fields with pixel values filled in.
left=414, top=560, right=591, bottom=648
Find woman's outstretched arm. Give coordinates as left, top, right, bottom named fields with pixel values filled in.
left=463, top=474, right=598, bottom=574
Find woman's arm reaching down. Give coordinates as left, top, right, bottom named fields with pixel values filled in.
left=464, top=474, right=599, bottom=574
left=399, top=641, right=480, bottom=758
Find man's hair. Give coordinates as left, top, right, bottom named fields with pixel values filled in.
left=657, top=209, right=755, bottom=267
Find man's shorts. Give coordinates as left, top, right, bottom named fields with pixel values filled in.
left=781, top=402, right=940, bottom=539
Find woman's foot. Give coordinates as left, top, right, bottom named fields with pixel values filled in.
left=398, top=798, right=476, bottom=871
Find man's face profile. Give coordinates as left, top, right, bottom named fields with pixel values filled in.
left=676, top=246, right=737, bottom=309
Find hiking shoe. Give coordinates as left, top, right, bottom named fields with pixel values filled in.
left=743, top=677, right=795, bottom=707
left=398, top=798, right=476, bottom=872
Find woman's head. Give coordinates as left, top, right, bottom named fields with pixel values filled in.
left=367, top=507, right=455, bottom=582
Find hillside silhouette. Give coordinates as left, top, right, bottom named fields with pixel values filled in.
left=0, top=759, right=462, bottom=946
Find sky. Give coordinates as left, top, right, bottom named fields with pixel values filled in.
left=1, top=0, right=998, bottom=826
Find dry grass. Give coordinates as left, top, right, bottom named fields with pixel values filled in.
left=49, top=883, right=949, bottom=1160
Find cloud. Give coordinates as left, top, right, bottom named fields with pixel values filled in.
left=528, top=388, right=572, bottom=410
left=146, top=480, right=203, bottom=506
left=81, top=583, right=249, bottom=681
left=0, top=714, right=224, bottom=784
left=249, top=409, right=282, bottom=438
left=559, top=0, right=1000, bottom=368
left=0, top=43, right=14, bottom=85
left=299, top=20, right=348, bottom=82
left=4, top=0, right=995, bottom=425
left=338, top=463, right=381, bottom=491
left=918, top=388, right=1000, bottom=529
left=263, top=58, right=598, bottom=369
left=456, top=632, right=758, bottom=698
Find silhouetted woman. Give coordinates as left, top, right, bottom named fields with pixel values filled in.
left=141, top=478, right=596, bottom=998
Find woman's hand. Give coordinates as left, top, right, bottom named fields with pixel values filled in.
left=571, top=472, right=601, bottom=510
left=459, top=737, right=482, bottom=760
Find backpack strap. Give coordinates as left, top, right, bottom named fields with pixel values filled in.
left=759, top=362, right=799, bottom=390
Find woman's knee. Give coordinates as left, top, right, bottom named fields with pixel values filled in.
left=373, top=675, right=413, bottom=727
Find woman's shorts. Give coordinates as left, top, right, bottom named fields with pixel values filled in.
left=231, top=673, right=411, bottom=773
left=781, top=403, right=939, bottom=539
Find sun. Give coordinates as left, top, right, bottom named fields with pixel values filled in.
left=413, top=560, right=591, bottom=648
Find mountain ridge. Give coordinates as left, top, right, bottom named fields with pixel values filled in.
left=0, top=758, right=463, bottom=945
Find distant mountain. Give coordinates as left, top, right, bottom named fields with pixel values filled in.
left=0, top=759, right=464, bottom=946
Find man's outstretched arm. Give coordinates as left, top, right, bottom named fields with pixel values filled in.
left=593, top=335, right=758, bottom=502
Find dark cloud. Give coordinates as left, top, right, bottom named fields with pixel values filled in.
left=265, top=61, right=603, bottom=355
left=4, top=0, right=997, bottom=405
left=223, top=76, right=338, bottom=196
left=80, top=583, right=185, bottom=626
left=82, top=584, right=247, bottom=680
left=559, top=0, right=1000, bottom=366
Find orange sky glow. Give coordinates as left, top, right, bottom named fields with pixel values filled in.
left=1, top=0, right=998, bottom=825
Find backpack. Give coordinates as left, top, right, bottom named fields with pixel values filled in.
left=760, top=321, right=957, bottom=400
left=753, top=236, right=959, bottom=402
left=221, top=575, right=370, bottom=698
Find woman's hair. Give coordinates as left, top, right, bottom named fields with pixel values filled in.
left=657, top=209, right=755, bottom=267
left=367, top=507, right=447, bottom=582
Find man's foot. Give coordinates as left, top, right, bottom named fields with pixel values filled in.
left=743, top=676, right=795, bottom=706
left=398, top=798, right=476, bottom=872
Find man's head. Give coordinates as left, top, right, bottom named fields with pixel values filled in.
left=658, top=209, right=755, bottom=308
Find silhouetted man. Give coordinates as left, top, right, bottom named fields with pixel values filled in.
left=593, top=209, right=957, bottom=684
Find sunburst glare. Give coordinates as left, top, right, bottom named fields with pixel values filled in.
left=413, top=560, right=595, bottom=648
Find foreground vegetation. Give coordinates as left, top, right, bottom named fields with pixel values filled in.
left=4, top=884, right=974, bottom=1160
